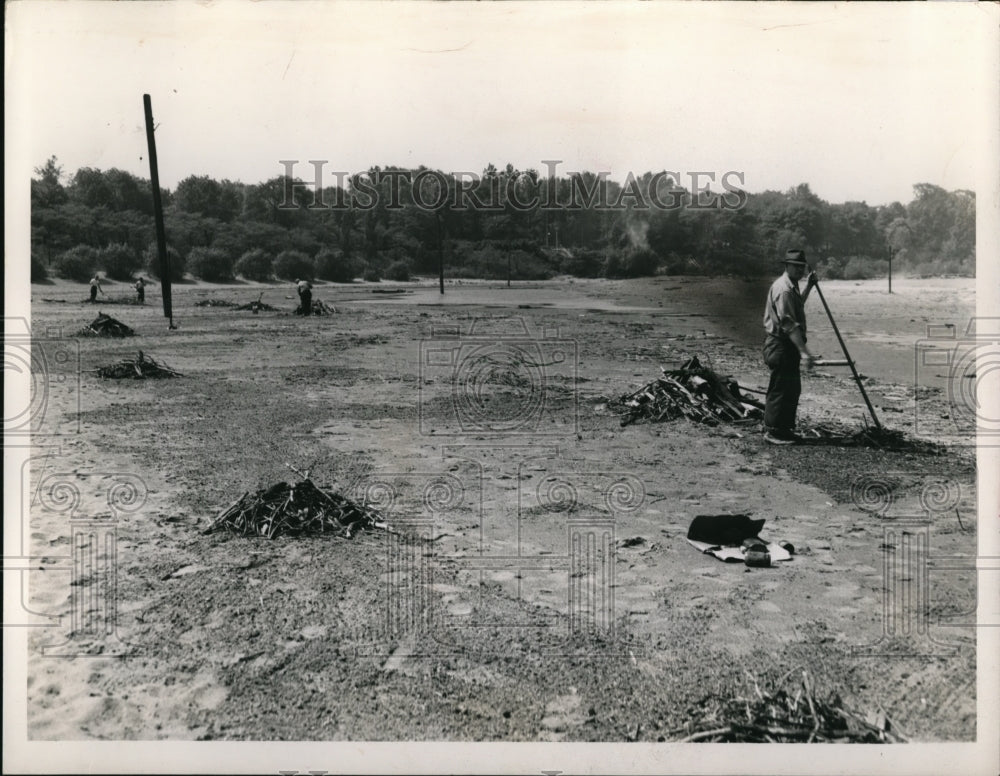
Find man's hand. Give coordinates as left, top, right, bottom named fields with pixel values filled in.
left=805, top=271, right=818, bottom=291
left=802, top=353, right=816, bottom=371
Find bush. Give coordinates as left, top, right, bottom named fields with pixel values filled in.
left=56, top=245, right=99, bottom=282
left=559, top=249, right=605, bottom=278
left=31, top=253, right=49, bottom=282
left=841, top=257, right=888, bottom=281
left=187, top=247, right=234, bottom=282
left=621, top=247, right=660, bottom=278
left=384, top=259, right=412, bottom=282
left=100, top=242, right=140, bottom=281
left=818, top=257, right=844, bottom=280
left=235, top=249, right=274, bottom=282
left=315, top=248, right=358, bottom=283
left=273, top=250, right=314, bottom=281
left=144, top=244, right=186, bottom=282
left=363, top=264, right=382, bottom=282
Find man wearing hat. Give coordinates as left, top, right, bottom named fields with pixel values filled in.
left=762, top=249, right=818, bottom=444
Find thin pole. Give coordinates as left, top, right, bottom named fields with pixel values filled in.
left=811, top=279, right=882, bottom=430
left=888, top=246, right=893, bottom=294
left=142, top=94, right=174, bottom=329
left=436, top=211, right=444, bottom=294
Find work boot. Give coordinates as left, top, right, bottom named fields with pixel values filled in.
left=764, top=430, right=795, bottom=445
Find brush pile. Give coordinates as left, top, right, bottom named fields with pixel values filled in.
left=612, top=357, right=762, bottom=427
left=673, top=671, right=906, bottom=743
left=203, top=478, right=385, bottom=539
left=77, top=313, right=136, bottom=337
left=195, top=299, right=238, bottom=308
left=234, top=293, right=280, bottom=313
left=96, top=350, right=181, bottom=379
left=301, top=299, right=336, bottom=316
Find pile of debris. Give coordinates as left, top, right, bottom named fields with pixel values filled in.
left=234, top=293, right=280, bottom=313
left=95, top=350, right=181, bottom=379
left=203, top=478, right=385, bottom=539
left=298, top=299, right=336, bottom=316
left=195, top=299, right=238, bottom=308
left=612, top=357, right=762, bottom=427
left=673, top=671, right=906, bottom=743
left=77, top=313, right=136, bottom=338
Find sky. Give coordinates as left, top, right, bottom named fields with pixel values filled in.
left=6, top=1, right=998, bottom=207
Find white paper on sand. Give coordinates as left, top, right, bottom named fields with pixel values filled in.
left=687, top=539, right=792, bottom=563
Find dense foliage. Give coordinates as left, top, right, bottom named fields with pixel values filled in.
left=31, top=156, right=976, bottom=283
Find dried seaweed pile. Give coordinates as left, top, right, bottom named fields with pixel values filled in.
left=195, top=299, right=238, bottom=308
left=674, top=671, right=906, bottom=743
left=234, top=293, right=280, bottom=312
left=798, top=420, right=944, bottom=454
left=203, top=478, right=385, bottom=539
left=95, top=350, right=181, bottom=379
left=77, top=313, right=136, bottom=337
left=612, top=357, right=762, bottom=427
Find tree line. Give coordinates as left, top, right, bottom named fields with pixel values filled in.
left=30, top=156, right=975, bottom=285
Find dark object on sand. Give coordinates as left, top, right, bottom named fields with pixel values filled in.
left=297, top=299, right=336, bottom=316
left=95, top=350, right=181, bottom=379
left=612, top=356, right=762, bottom=427
left=688, top=514, right=767, bottom=546
left=78, top=312, right=136, bottom=337
left=234, top=293, right=280, bottom=313
left=203, top=478, right=385, bottom=539
left=194, top=299, right=238, bottom=308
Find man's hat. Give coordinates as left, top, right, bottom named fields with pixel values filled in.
left=783, top=249, right=807, bottom=265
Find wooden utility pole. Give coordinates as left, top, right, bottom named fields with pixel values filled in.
left=143, top=94, right=175, bottom=328
left=435, top=210, right=445, bottom=294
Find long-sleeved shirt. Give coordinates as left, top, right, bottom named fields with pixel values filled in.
left=763, top=273, right=806, bottom=341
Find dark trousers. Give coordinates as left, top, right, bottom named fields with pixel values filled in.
left=137, top=288, right=145, bottom=303
left=298, top=290, right=312, bottom=314
left=90, top=286, right=98, bottom=302
left=763, top=335, right=801, bottom=433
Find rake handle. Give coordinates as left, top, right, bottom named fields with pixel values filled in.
left=810, top=279, right=882, bottom=430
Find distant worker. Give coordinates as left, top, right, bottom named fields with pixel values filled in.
left=134, top=277, right=146, bottom=304
left=762, top=249, right=818, bottom=444
left=89, top=275, right=104, bottom=303
left=296, top=278, right=313, bottom=315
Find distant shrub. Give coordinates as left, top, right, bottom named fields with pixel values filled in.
left=187, top=247, right=234, bottom=282
left=144, top=244, right=185, bottom=282
left=841, top=257, right=888, bottom=281
left=603, top=252, right=624, bottom=279
left=315, top=248, right=358, bottom=283
left=235, top=249, right=274, bottom=282
left=56, top=245, right=98, bottom=282
left=559, top=249, right=605, bottom=278
left=100, top=242, right=140, bottom=281
left=363, top=264, right=382, bottom=282
left=621, top=248, right=660, bottom=278
left=385, top=259, right=412, bottom=282
left=273, top=249, right=314, bottom=281
left=31, top=253, right=49, bottom=282
left=819, top=257, right=844, bottom=280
